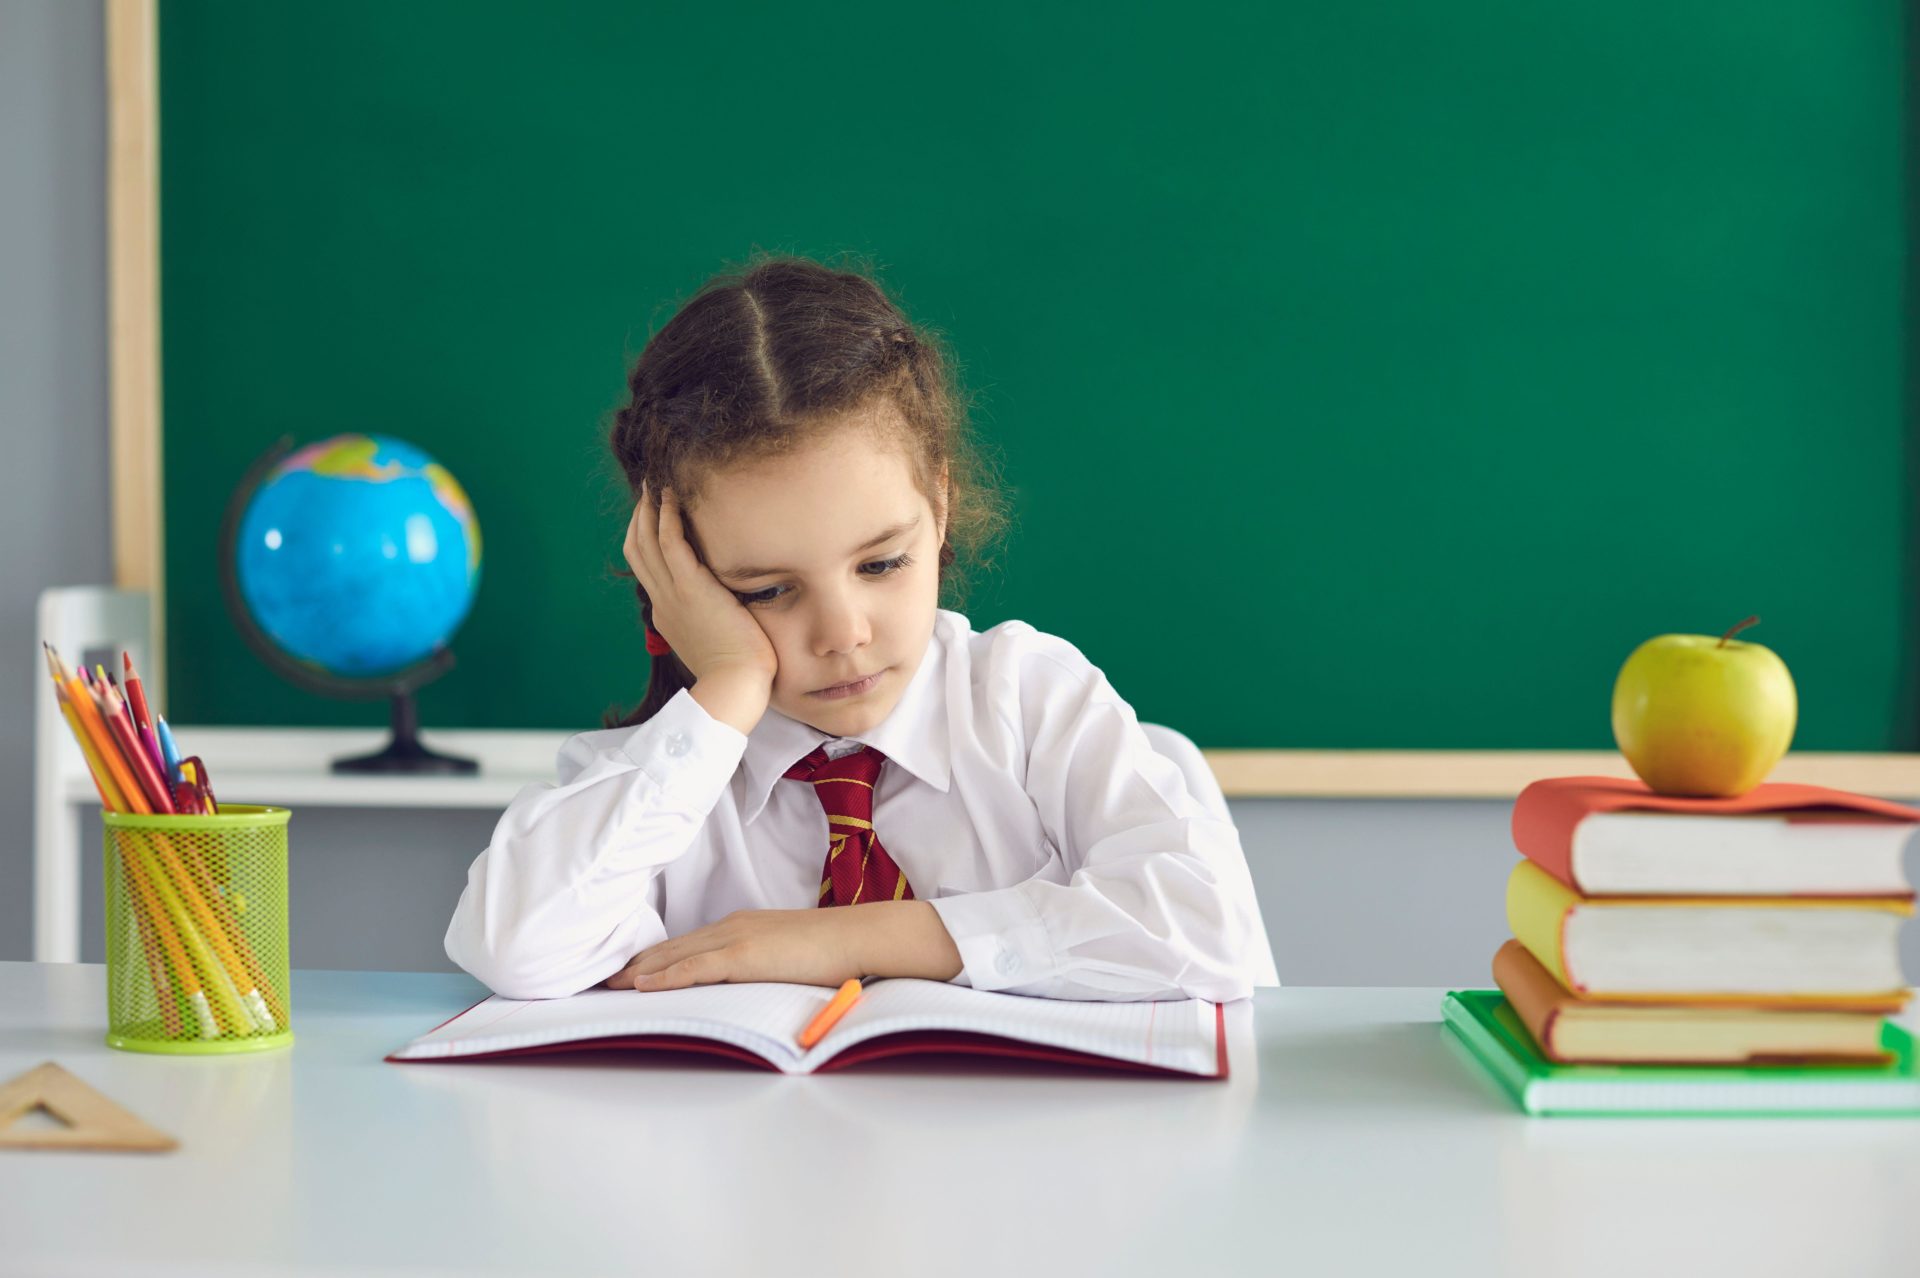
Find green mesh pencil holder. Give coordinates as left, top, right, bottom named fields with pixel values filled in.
left=102, top=805, right=294, bottom=1055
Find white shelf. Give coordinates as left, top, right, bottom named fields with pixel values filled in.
left=62, top=725, right=572, bottom=809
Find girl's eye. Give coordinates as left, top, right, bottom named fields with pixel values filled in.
left=733, top=553, right=914, bottom=607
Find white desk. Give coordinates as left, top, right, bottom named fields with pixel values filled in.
left=3, top=964, right=1917, bottom=1278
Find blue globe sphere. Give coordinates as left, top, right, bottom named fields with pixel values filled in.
left=234, top=434, right=482, bottom=679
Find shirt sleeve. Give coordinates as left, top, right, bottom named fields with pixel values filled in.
left=443, top=687, right=748, bottom=999
left=926, top=640, right=1261, bottom=1004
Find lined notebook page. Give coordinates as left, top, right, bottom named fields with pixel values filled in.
left=810, top=980, right=1218, bottom=1075
left=390, top=983, right=839, bottom=1071
left=389, top=980, right=1219, bottom=1075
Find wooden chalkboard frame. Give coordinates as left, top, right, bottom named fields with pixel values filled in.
left=103, top=0, right=1920, bottom=799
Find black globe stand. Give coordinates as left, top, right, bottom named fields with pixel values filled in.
left=332, top=689, right=477, bottom=775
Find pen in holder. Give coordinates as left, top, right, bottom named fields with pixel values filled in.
left=101, top=805, right=294, bottom=1054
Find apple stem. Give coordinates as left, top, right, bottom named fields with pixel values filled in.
left=1718, top=615, right=1760, bottom=648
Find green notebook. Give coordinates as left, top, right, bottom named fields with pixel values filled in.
left=1442, top=990, right=1920, bottom=1118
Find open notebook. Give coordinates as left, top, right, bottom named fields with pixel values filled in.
left=386, top=978, right=1229, bottom=1078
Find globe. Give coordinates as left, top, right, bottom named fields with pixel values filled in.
left=233, top=434, right=482, bottom=679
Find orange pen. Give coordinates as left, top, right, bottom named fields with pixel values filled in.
left=798, top=978, right=864, bottom=1049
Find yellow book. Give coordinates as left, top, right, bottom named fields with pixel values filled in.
left=1504, top=860, right=1911, bottom=1009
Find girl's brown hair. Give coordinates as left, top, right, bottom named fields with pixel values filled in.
left=603, top=252, right=1011, bottom=729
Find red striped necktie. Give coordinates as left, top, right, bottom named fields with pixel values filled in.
left=783, top=745, right=917, bottom=907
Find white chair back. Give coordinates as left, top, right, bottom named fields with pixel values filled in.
left=1140, top=721, right=1281, bottom=987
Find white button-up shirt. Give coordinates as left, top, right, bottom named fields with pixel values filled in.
left=445, top=610, right=1279, bottom=1003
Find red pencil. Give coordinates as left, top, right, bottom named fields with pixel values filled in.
left=123, top=651, right=154, bottom=729
left=121, top=652, right=168, bottom=781
left=94, top=679, right=176, bottom=814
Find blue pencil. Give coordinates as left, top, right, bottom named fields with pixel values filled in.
left=155, top=715, right=184, bottom=785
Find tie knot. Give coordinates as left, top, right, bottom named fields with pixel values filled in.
left=783, top=743, right=885, bottom=787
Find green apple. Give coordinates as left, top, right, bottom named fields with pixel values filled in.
left=1610, top=616, right=1797, bottom=798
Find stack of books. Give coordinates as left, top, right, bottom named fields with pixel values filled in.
left=1446, top=775, right=1920, bottom=1115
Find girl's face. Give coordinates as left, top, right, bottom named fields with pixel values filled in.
left=685, top=414, right=949, bottom=739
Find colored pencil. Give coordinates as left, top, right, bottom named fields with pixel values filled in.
left=121, top=653, right=169, bottom=782
left=46, top=648, right=128, bottom=812
left=56, top=655, right=151, bottom=817
left=121, top=651, right=153, bottom=729
left=94, top=678, right=176, bottom=814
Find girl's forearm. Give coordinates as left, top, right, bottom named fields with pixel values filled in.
left=850, top=900, right=964, bottom=981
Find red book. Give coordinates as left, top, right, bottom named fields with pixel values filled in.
left=1512, top=776, right=1920, bottom=899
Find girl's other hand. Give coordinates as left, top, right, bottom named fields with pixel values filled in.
left=604, top=909, right=865, bottom=992
left=624, top=482, right=779, bottom=689
left=602, top=901, right=963, bottom=991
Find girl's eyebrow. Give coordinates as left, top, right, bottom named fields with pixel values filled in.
left=712, top=515, right=920, bottom=583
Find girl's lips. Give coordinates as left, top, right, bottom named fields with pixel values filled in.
left=810, top=670, right=885, bottom=699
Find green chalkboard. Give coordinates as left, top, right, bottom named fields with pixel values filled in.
left=159, top=2, right=1914, bottom=750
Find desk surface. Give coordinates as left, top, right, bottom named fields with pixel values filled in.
left=3, top=963, right=1917, bottom=1278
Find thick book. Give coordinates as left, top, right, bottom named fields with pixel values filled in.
left=1492, top=938, right=1891, bottom=1065
left=385, top=978, right=1229, bottom=1078
left=1511, top=775, right=1919, bottom=898
left=1442, top=990, right=1920, bottom=1117
left=1505, top=860, right=1912, bottom=1008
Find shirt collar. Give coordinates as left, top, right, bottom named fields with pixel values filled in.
left=736, top=615, right=954, bottom=825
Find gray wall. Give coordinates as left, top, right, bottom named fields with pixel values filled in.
left=12, top=4, right=1915, bottom=991
left=3, top=0, right=112, bottom=961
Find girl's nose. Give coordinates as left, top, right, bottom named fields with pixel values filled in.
left=811, top=592, right=872, bottom=658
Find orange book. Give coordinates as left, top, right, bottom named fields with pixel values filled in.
left=1493, top=939, right=1892, bottom=1066
left=1511, top=775, right=1919, bottom=899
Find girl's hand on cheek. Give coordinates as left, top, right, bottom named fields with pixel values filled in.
left=603, top=910, right=867, bottom=992
left=623, top=482, right=779, bottom=688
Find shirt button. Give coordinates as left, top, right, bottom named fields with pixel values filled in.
left=665, top=732, right=690, bottom=758
left=995, top=951, right=1022, bottom=977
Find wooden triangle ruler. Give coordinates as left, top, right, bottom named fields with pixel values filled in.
left=0, top=1061, right=176, bottom=1152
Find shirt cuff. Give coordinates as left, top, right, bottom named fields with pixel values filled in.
left=615, top=687, right=749, bottom=812
left=927, top=883, right=1057, bottom=992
